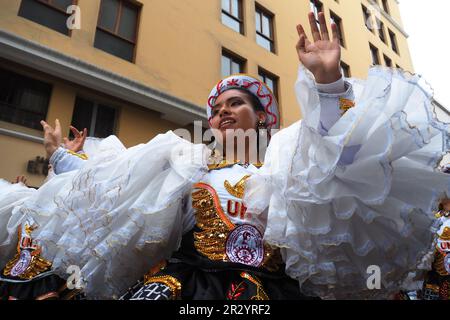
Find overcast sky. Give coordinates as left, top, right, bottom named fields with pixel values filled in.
left=399, top=0, right=450, bottom=108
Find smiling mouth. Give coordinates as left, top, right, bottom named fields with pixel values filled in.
left=219, top=119, right=236, bottom=128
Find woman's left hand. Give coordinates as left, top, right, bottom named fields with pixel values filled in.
left=296, top=12, right=342, bottom=84
left=63, top=126, right=87, bottom=153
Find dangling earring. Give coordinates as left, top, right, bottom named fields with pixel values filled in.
left=257, top=120, right=266, bottom=130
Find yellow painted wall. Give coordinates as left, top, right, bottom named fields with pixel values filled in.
left=0, top=134, right=46, bottom=187
left=116, top=105, right=180, bottom=148
left=0, top=0, right=415, bottom=185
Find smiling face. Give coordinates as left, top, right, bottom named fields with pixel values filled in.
left=210, top=89, right=266, bottom=139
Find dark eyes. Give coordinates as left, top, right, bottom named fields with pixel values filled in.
left=212, top=99, right=244, bottom=116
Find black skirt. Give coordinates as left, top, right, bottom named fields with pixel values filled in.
left=120, top=229, right=317, bottom=301
left=0, top=273, right=84, bottom=300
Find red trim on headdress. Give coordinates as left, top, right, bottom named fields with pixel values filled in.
left=242, top=81, right=278, bottom=127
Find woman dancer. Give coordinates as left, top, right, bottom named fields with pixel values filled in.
left=0, top=12, right=448, bottom=300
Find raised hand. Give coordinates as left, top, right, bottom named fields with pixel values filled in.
left=40, top=119, right=62, bottom=159
left=296, top=12, right=342, bottom=84
left=63, top=126, right=87, bottom=153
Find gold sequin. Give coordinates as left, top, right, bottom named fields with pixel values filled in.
left=224, top=175, right=251, bottom=199
left=192, top=183, right=233, bottom=261
left=144, top=275, right=182, bottom=299
left=433, top=251, right=450, bottom=276
left=339, top=98, right=355, bottom=115
left=439, top=227, right=450, bottom=241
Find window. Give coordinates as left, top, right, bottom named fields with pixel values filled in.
left=383, top=55, right=392, bottom=67
left=361, top=4, right=373, bottom=33
left=258, top=68, right=279, bottom=101
left=377, top=19, right=386, bottom=43
left=18, top=0, right=75, bottom=35
left=221, top=0, right=243, bottom=34
left=255, top=4, right=275, bottom=53
left=382, top=0, right=390, bottom=14
left=0, top=68, right=52, bottom=130
left=369, top=43, right=380, bottom=65
left=310, top=0, right=323, bottom=26
left=330, top=11, right=345, bottom=47
left=94, top=0, right=141, bottom=62
left=388, top=29, right=399, bottom=54
left=70, top=97, right=117, bottom=138
left=340, top=61, right=351, bottom=77
left=221, top=50, right=245, bottom=77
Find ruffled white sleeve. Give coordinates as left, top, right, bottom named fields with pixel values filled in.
left=245, top=65, right=450, bottom=299
left=3, top=131, right=210, bottom=299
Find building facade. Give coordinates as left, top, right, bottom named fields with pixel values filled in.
left=0, top=0, right=415, bottom=186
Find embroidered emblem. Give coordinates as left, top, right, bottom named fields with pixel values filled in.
left=130, top=282, right=173, bottom=300
left=339, top=97, right=355, bottom=115
left=3, top=220, right=52, bottom=280
left=192, top=183, right=281, bottom=271
left=10, top=250, right=32, bottom=277
left=224, top=175, right=250, bottom=199
left=227, top=200, right=248, bottom=219
left=440, top=227, right=450, bottom=241
left=227, top=281, right=247, bottom=300
left=226, top=224, right=264, bottom=267
left=141, top=275, right=182, bottom=300
left=437, top=227, right=450, bottom=256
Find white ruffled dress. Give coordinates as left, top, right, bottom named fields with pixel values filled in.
left=0, top=66, right=449, bottom=299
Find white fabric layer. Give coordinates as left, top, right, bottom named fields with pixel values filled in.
left=245, top=65, right=450, bottom=299
left=0, top=132, right=210, bottom=299
left=0, top=180, right=36, bottom=267
left=50, top=135, right=126, bottom=175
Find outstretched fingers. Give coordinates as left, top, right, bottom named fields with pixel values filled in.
left=81, top=128, right=88, bottom=141
left=296, top=24, right=311, bottom=54
left=54, top=119, right=61, bottom=135
left=40, top=120, right=51, bottom=132
left=331, top=22, right=340, bottom=45
left=70, top=125, right=81, bottom=138
left=318, top=12, right=329, bottom=41
left=308, top=12, right=321, bottom=42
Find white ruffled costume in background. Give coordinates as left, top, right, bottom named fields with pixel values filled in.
left=0, top=65, right=449, bottom=299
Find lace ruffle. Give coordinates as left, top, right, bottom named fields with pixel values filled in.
left=1, top=132, right=210, bottom=299
left=245, top=65, right=450, bottom=299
